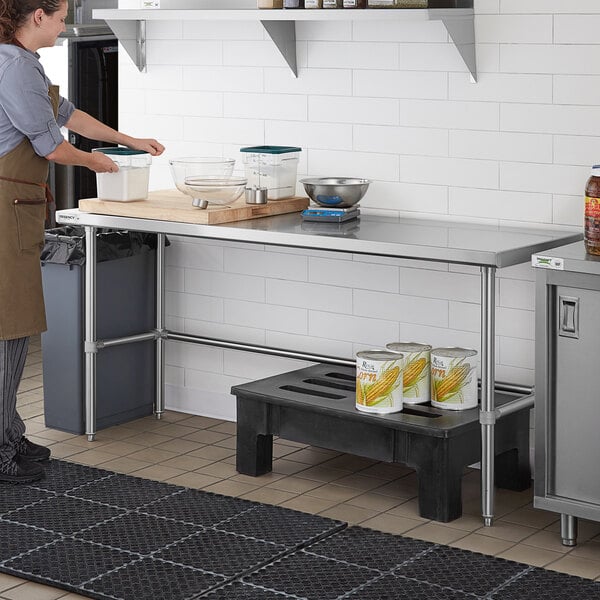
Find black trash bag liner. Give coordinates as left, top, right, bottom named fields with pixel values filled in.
left=41, top=226, right=168, bottom=266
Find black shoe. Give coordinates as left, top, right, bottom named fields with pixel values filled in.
left=0, top=455, right=44, bottom=484
left=16, top=436, right=51, bottom=462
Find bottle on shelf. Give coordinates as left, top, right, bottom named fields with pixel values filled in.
left=323, top=0, right=343, bottom=6
left=258, top=0, right=283, bottom=6
left=585, top=165, right=600, bottom=256
left=343, top=0, right=366, bottom=6
left=284, top=0, right=305, bottom=7
left=305, top=0, right=323, bottom=7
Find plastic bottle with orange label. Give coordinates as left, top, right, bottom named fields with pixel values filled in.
left=585, top=165, right=600, bottom=256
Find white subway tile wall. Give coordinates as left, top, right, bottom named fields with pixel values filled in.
left=114, top=0, right=593, bottom=419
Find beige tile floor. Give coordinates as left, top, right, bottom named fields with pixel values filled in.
left=2, top=338, right=600, bottom=599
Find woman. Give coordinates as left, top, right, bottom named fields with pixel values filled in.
left=0, top=0, right=165, bottom=483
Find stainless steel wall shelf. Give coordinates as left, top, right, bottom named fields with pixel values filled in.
left=93, top=7, right=476, bottom=79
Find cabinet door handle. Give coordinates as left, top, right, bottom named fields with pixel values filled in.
left=558, top=295, right=579, bottom=338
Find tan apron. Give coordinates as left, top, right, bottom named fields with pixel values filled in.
left=0, top=85, right=59, bottom=340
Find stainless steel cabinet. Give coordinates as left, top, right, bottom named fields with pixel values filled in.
left=534, top=242, right=600, bottom=546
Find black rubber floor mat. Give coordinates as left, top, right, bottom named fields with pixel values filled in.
left=1, top=460, right=600, bottom=600
left=397, top=545, right=528, bottom=596
left=203, top=581, right=296, bottom=598
left=0, top=485, right=54, bottom=515
left=305, top=526, right=433, bottom=570
left=490, top=567, right=600, bottom=599
left=140, top=488, right=255, bottom=527
left=0, top=520, right=59, bottom=562
left=74, top=511, right=200, bottom=554
left=345, top=573, right=476, bottom=599
left=217, top=503, right=345, bottom=548
left=83, top=557, right=226, bottom=600
left=30, top=460, right=113, bottom=494
left=153, top=528, right=287, bottom=577
left=242, top=550, right=380, bottom=599
left=3, top=538, right=135, bottom=587
left=5, top=494, right=126, bottom=535
left=66, top=473, right=178, bottom=509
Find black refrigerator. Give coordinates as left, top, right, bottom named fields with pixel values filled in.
left=51, top=35, right=118, bottom=210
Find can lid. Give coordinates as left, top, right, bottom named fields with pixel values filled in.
left=386, top=342, right=432, bottom=353
left=93, top=147, right=149, bottom=156
left=431, top=347, right=477, bottom=358
left=356, top=350, right=403, bottom=361
left=240, top=145, right=302, bottom=154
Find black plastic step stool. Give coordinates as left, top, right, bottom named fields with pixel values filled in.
left=231, top=364, right=531, bottom=522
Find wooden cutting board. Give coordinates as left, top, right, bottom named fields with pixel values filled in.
left=79, top=189, right=309, bottom=225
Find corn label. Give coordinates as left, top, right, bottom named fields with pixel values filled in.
left=401, top=351, right=430, bottom=404
left=356, top=351, right=403, bottom=414
left=386, top=343, right=431, bottom=404
left=430, top=348, right=477, bottom=410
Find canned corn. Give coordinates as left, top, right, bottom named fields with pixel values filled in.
left=356, top=350, right=403, bottom=414
left=386, top=342, right=432, bottom=405
left=430, top=347, right=478, bottom=410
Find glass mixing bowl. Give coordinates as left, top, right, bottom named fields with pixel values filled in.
left=170, top=157, right=235, bottom=183
left=170, top=157, right=241, bottom=208
left=177, top=176, right=248, bottom=209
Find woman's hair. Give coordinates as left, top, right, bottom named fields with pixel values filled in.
left=0, top=0, right=65, bottom=42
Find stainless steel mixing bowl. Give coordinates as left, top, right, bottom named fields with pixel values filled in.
left=300, top=177, right=371, bottom=208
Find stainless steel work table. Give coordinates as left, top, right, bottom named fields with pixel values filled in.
left=55, top=208, right=581, bottom=526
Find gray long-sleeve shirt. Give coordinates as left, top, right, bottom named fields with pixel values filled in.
left=0, top=43, right=75, bottom=159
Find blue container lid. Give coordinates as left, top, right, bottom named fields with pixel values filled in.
left=240, top=145, right=301, bottom=154
left=94, top=147, right=149, bottom=156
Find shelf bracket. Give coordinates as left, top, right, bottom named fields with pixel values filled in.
left=105, top=19, right=147, bottom=73
left=440, top=12, right=477, bottom=82
left=261, top=20, right=297, bottom=78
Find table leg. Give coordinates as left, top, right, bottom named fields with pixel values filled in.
left=155, top=233, right=166, bottom=419
left=480, top=265, right=496, bottom=526
left=84, top=226, right=97, bottom=442
left=561, top=514, right=578, bottom=546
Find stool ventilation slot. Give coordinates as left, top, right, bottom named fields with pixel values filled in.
left=401, top=407, right=441, bottom=419
left=303, top=378, right=355, bottom=392
left=324, top=372, right=355, bottom=382
left=279, top=385, right=345, bottom=399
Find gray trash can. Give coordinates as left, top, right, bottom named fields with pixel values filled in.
left=41, top=227, right=158, bottom=434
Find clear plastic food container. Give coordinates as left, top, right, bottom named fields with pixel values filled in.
left=240, top=145, right=301, bottom=200
left=93, top=147, right=152, bottom=202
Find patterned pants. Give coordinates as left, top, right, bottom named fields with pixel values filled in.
left=0, top=337, right=28, bottom=464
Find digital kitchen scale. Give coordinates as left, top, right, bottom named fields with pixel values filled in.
left=301, top=205, right=360, bottom=223
left=301, top=219, right=360, bottom=236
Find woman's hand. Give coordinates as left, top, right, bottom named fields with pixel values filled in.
left=66, top=110, right=166, bottom=156
left=127, top=138, right=165, bottom=156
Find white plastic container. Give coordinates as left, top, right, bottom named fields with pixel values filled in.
left=240, top=145, right=301, bottom=200
left=93, top=147, right=151, bottom=202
